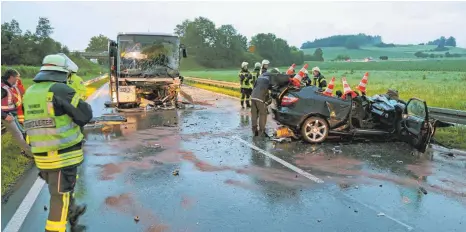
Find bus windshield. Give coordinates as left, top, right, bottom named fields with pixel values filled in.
left=117, top=34, right=180, bottom=78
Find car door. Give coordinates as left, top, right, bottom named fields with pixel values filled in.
left=398, top=98, right=434, bottom=153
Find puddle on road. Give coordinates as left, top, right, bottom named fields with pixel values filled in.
left=104, top=193, right=169, bottom=232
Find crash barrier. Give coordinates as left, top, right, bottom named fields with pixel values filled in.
left=1, top=74, right=109, bottom=134
left=184, top=77, right=240, bottom=89
left=429, top=107, right=466, bottom=125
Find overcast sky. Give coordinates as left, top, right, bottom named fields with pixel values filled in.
left=2, top=1, right=466, bottom=50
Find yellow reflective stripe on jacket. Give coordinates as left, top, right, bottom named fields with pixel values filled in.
left=26, top=122, right=77, bottom=136
left=34, top=149, right=84, bottom=170
left=29, top=131, right=82, bottom=148
left=71, top=94, right=80, bottom=107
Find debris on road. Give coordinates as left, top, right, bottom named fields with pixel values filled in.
left=44, top=205, right=48, bottom=211
left=371, top=155, right=382, bottom=158
left=332, top=146, right=342, bottom=154
left=172, top=169, right=180, bottom=176
left=396, top=160, right=404, bottom=164
left=377, top=212, right=386, bottom=217
left=272, top=137, right=292, bottom=143
left=419, top=187, right=428, bottom=195
left=317, top=219, right=322, bottom=222
left=134, top=216, right=140, bottom=222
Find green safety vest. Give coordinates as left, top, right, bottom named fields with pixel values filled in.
left=23, top=82, right=84, bottom=170
left=239, top=70, right=253, bottom=89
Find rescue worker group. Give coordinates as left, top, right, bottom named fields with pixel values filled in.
left=2, top=53, right=90, bottom=232
left=241, top=60, right=327, bottom=137
left=2, top=54, right=347, bottom=231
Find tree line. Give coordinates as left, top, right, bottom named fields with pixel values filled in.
left=420, top=36, right=456, bottom=47
left=1, top=18, right=71, bottom=66
left=174, top=17, right=306, bottom=68
left=300, top=34, right=383, bottom=50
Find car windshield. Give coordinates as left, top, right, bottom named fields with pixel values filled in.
left=117, top=34, right=180, bottom=78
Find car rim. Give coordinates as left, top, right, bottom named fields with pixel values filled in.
left=305, top=119, right=327, bottom=142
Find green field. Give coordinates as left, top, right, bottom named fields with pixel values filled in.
left=183, top=66, right=466, bottom=111
left=302, top=45, right=466, bottom=61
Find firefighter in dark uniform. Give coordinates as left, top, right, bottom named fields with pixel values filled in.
left=311, top=66, right=327, bottom=90
left=252, top=62, right=261, bottom=85
left=260, top=59, right=270, bottom=75
left=239, top=62, right=253, bottom=108
left=251, top=68, right=280, bottom=137
left=22, top=54, right=93, bottom=232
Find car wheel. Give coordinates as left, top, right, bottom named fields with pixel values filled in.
left=301, top=116, right=329, bottom=143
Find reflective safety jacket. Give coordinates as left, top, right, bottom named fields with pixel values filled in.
left=23, top=80, right=93, bottom=170
left=252, top=68, right=260, bottom=85
left=67, top=74, right=87, bottom=100
left=1, top=82, right=19, bottom=113
left=312, top=73, right=327, bottom=89
left=15, top=78, right=25, bottom=123
left=239, top=69, right=253, bottom=89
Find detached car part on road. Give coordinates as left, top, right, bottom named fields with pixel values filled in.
left=269, top=74, right=451, bottom=153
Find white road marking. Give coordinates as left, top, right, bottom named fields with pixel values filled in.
left=3, top=81, right=107, bottom=232
left=233, top=135, right=414, bottom=230
left=233, top=136, right=324, bottom=183
left=342, top=193, right=414, bottom=231
left=3, top=178, right=45, bottom=232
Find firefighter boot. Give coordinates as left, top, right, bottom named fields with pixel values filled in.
left=240, top=101, right=245, bottom=109
left=70, top=224, right=87, bottom=232
left=69, top=203, right=87, bottom=229
left=252, top=126, right=259, bottom=137
left=246, top=100, right=251, bottom=108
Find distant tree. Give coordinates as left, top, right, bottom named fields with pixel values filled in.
left=301, top=34, right=382, bottom=49
left=446, top=36, right=456, bottom=47
left=35, top=17, right=53, bottom=39
left=334, top=54, right=350, bottom=61
left=85, top=34, right=110, bottom=52
left=60, top=45, right=70, bottom=55
left=429, top=53, right=435, bottom=58
left=313, top=48, right=324, bottom=61
left=379, top=56, right=388, bottom=60
left=345, top=37, right=360, bottom=49
left=438, top=36, right=446, bottom=48
left=418, top=43, right=425, bottom=45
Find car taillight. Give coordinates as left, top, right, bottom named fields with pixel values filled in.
left=281, top=96, right=299, bottom=106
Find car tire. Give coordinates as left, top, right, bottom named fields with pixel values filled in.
left=301, top=116, right=329, bottom=143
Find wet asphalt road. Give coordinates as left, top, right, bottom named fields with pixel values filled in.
left=12, top=84, right=466, bottom=232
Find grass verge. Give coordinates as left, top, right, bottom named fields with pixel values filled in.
left=1, top=77, right=108, bottom=196
left=184, top=81, right=466, bottom=150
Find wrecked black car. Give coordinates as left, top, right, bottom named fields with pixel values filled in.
left=269, top=74, right=449, bottom=153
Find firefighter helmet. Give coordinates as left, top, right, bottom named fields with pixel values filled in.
left=312, top=66, right=320, bottom=73
left=241, top=62, right=248, bottom=69
left=40, top=54, right=79, bottom=73
left=254, top=62, right=261, bottom=68
left=262, top=59, right=270, bottom=65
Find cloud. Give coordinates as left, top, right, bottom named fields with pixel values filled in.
left=1, top=1, right=465, bottom=50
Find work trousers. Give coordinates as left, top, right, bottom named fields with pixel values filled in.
left=251, top=99, right=268, bottom=134
left=40, top=166, right=79, bottom=232
left=240, top=88, right=252, bottom=107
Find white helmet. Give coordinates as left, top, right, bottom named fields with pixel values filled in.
left=304, top=70, right=309, bottom=75
left=262, top=59, right=270, bottom=65
left=241, top=62, right=248, bottom=69
left=40, top=53, right=79, bottom=73
left=254, top=62, right=261, bottom=68
left=312, top=66, right=320, bottom=73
